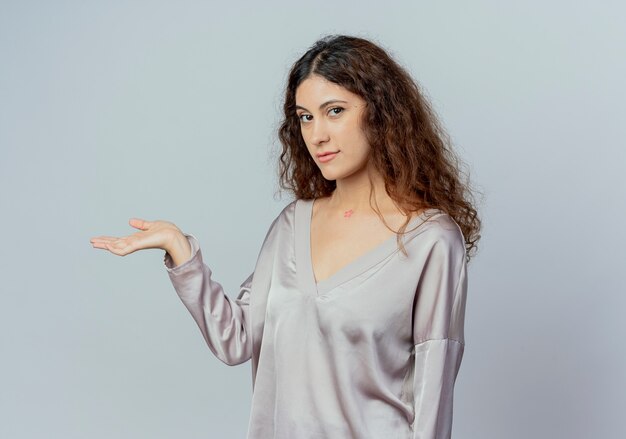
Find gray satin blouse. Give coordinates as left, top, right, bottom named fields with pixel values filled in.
left=163, top=198, right=468, bottom=439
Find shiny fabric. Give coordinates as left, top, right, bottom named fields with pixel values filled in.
left=164, top=198, right=468, bottom=439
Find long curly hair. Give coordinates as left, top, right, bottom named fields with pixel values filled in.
left=276, top=34, right=483, bottom=263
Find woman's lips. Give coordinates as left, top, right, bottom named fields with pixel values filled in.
left=318, top=152, right=339, bottom=163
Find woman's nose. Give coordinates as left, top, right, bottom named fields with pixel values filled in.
left=310, top=120, right=330, bottom=145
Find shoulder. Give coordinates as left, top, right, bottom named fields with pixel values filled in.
left=275, top=199, right=298, bottom=225
left=282, top=198, right=299, bottom=217
left=409, top=210, right=466, bottom=259
left=263, top=199, right=298, bottom=237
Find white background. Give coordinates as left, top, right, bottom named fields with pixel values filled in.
left=1, top=1, right=624, bottom=438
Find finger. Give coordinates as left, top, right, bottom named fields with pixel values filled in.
left=91, top=239, right=119, bottom=254
left=91, top=241, right=110, bottom=250
left=90, top=235, right=119, bottom=241
left=107, top=238, right=136, bottom=256
left=90, top=237, right=119, bottom=244
left=129, top=218, right=151, bottom=230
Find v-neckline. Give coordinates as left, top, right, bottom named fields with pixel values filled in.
left=295, top=198, right=439, bottom=297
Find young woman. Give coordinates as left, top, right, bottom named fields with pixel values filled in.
left=91, top=34, right=482, bottom=439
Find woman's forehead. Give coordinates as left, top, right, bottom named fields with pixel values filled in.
left=295, top=76, right=362, bottom=108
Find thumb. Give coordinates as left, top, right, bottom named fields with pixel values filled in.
left=129, top=217, right=151, bottom=230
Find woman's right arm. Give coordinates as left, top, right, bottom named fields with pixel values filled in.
left=90, top=218, right=254, bottom=366
left=164, top=233, right=253, bottom=366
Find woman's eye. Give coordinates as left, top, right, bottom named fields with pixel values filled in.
left=297, top=107, right=343, bottom=123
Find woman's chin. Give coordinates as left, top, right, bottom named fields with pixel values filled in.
left=318, top=167, right=344, bottom=181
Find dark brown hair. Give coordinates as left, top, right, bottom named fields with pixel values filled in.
left=276, top=34, right=483, bottom=262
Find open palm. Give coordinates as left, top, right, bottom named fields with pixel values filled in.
left=90, top=218, right=180, bottom=257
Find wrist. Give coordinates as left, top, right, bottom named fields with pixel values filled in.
left=165, top=231, right=192, bottom=267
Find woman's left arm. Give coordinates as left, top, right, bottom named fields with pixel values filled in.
left=410, top=231, right=468, bottom=439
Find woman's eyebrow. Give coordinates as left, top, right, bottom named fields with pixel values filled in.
left=295, top=99, right=348, bottom=112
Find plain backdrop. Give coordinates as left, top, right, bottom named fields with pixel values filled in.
left=1, top=1, right=624, bottom=438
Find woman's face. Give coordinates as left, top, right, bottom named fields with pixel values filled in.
left=295, top=74, right=371, bottom=181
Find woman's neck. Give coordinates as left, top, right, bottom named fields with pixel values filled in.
left=327, top=166, right=398, bottom=217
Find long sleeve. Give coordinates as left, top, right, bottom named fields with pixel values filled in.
left=410, top=232, right=468, bottom=439
left=164, top=233, right=254, bottom=366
